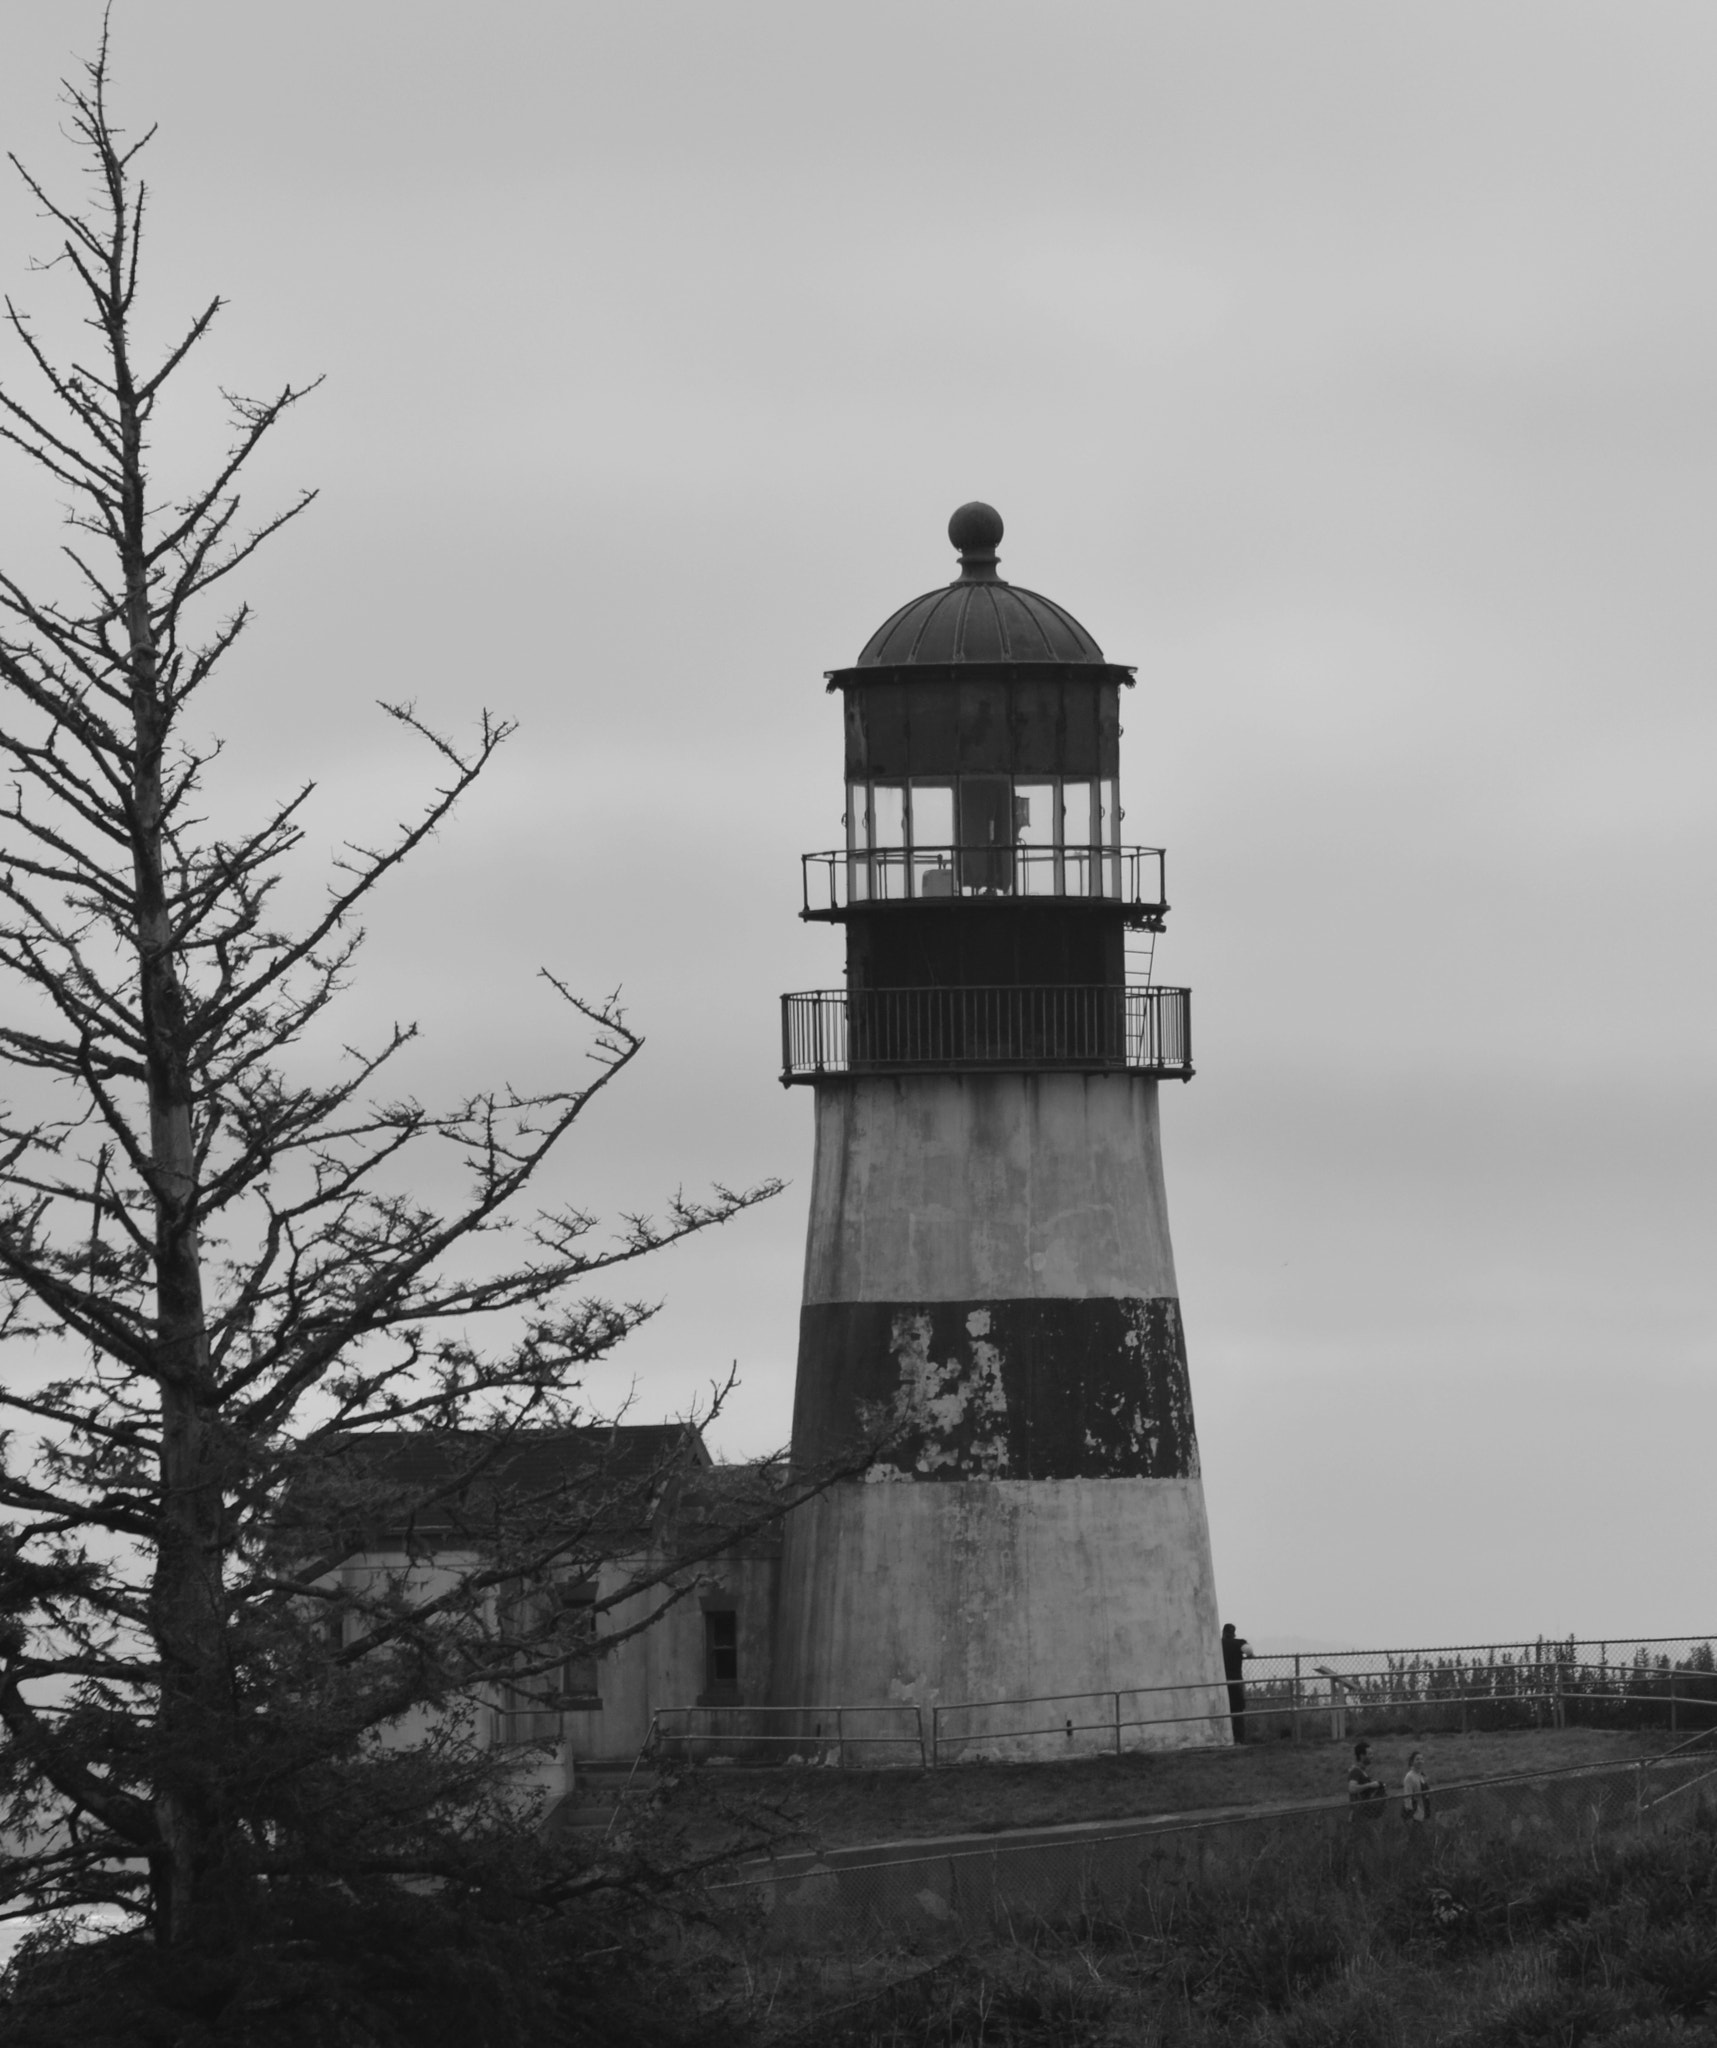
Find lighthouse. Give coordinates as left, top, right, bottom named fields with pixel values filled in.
left=773, top=504, right=1228, bottom=1752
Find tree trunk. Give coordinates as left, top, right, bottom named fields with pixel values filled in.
left=117, top=378, right=232, bottom=1950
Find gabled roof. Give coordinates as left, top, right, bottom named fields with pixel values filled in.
left=287, top=1423, right=711, bottom=1552
left=335, top=1423, right=707, bottom=1493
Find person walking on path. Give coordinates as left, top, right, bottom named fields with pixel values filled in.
left=1348, top=1741, right=1388, bottom=1821
left=1402, top=1750, right=1432, bottom=1825
left=1221, top=1624, right=1251, bottom=1744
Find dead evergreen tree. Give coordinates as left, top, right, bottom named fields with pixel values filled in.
left=0, top=31, right=806, bottom=2045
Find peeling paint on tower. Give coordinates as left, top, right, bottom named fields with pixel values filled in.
left=797, top=1295, right=1200, bottom=1480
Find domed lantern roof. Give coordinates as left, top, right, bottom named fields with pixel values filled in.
left=853, top=503, right=1107, bottom=667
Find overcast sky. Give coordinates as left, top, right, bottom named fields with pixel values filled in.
left=0, top=2, right=1713, bottom=1652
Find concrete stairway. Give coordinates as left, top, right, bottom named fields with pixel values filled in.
left=549, top=1761, right=660, bottom=1836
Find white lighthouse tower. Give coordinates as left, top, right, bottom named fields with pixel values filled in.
left=772, top=505, right=1228, bottom=1752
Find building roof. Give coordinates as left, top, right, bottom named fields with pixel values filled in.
left=657, top=1459, right=791, bottom=1560
left=853, top=502, right=1107, bottom=668
left=335, top=1424, right=706, bottom=1495
left=286, top=1423, right=711, bottom=1550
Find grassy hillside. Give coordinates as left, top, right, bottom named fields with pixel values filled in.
left=742, top=1804, right=1717, bottom=2046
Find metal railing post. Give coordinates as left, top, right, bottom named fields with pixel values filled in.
left=915, top=1705, right=927, bottom=1769
left=930, top=1703, right=939, bottom=1767
left=1293, top=1655, right=1302, bottom=1743
left=1672, top=1669, right=1679, bottom=1735
left=835, top=1705, right=844, bottom=1765
left=1113, top=1691, right=1122, bottom=1755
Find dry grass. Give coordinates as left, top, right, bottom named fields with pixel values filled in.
left=721, top=1803, right=1717, bottom=2046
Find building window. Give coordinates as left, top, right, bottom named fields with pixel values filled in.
left=496, top=1581, right=599, bottom=1746
left=563, top=1591, right=599, bottom=1701
left=704, top=1609, right=738, bottom=1692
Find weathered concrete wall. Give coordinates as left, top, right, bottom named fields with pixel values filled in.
left=778, top=1070, right=1226, bottom=1747
left=801, top=1072, right=1178, bottom=1306
left=772, top=1477, right=1226, bottom=1748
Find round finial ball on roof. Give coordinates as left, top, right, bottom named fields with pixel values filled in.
left=948, top=501, right=1004, bottom=553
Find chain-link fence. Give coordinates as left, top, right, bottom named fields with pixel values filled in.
left=712, top=1733, right=1717, bottom=1952
left=1238, top=1635, right=1717, bottom=1745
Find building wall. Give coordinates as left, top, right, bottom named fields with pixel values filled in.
left=338, top=1544, right=780, bottom=1777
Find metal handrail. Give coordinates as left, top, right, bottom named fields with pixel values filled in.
left=801, top=843, right=1166, bottom=922
left=779, top=983, right=1192, bottom=1083
left=653, top=1673, right=1717, bottom=1769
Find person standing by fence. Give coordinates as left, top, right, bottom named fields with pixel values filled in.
left=1221, top=1624, right=1251, bottom=1744
left=1402, top=1750, right=1431, bottom=1825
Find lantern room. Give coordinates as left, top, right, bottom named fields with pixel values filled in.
left=782, top=504, right=1192, bottom=1081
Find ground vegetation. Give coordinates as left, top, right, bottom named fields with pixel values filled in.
left=729, top=1808, right=1717, bottom=2046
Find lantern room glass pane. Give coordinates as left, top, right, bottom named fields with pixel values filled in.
left=871, top=783, right=907, bottom=848
left=870, top=782, right=908, bottom=900
left=1061, top=780, right=1094, bottom=896
left=845, top=781, right=869, bottom=903
left=909, top=783, right=953, bottom=849
left=909, top=783, right=956, bottom=899
left=958, top=777, right=1013, bottom=893
left=1015, top=781, right=1055, bottom=896
left=1097, top=778, right=1121, bottom=895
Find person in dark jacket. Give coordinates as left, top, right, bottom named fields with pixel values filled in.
left=1221, top=1623, right=1251, bottom=1743
left=1348, top=1741, right=1388, bottom=1821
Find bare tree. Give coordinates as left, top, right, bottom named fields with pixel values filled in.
left=0, top=30, right=796, bottom=2028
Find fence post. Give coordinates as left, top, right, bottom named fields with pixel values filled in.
left=915, top=1705, right=927, bottom=1770
left=835, top=1705, right=844, bottom=1766
left=1113, top=1692, right=1122, bottom=1755
left=1671, top=1670, right=1679, bottom=1735
left=931, top=1703, right=940, bottom=1768
left=1293, top=1655, right=1302, bottom=1744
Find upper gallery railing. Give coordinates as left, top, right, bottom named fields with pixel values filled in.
left=801, top=844, right=1166, bottom=924
left=779, top=984, right=1192, bottom=1084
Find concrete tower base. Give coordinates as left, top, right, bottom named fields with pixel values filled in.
left=776, top=1071, right=1228, bottom=1754
left=773, top=1477, right=1226, bottom=1755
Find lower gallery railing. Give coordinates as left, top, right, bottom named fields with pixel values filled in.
left=779, top=983, right=1192, bottom=1083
